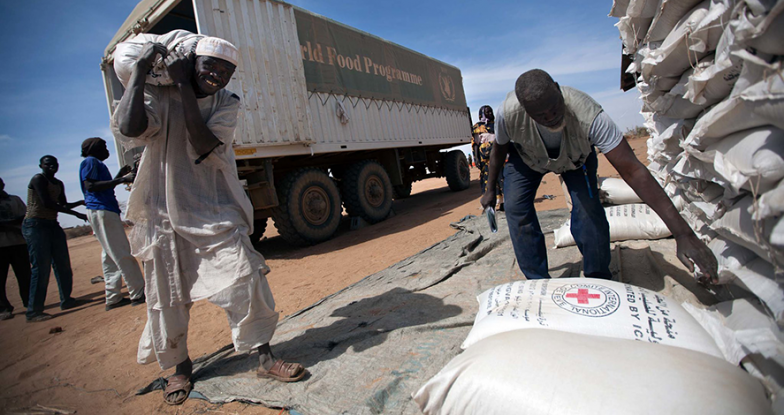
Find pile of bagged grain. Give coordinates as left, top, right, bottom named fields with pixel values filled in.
left=611, top=0, right=784, bottom=411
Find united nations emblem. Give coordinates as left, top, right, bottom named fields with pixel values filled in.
left=439, top=73, right=456, bottom=102
left=551, top=283, right=620, bottom=317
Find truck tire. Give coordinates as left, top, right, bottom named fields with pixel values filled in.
left=444, top=150, right=471, bottom=191
left=272, top=168, right=342, bottom=246
left=249, top=218, right=267, bottom=244
left=393, top=181, right=412, bottom=199
left=342, top=160, right=393, bottom=224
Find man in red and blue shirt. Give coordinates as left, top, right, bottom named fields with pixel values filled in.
left=79, top=137, right=145, bottom=310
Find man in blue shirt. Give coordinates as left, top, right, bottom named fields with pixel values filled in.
left=80, top=137, right=145, bottom=310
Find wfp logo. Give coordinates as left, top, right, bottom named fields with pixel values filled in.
left=439, top=73, right=456, bottom=102
left=551, top=283, right=620, bottom=317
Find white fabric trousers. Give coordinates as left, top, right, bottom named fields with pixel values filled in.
left=87, top=209, right=145, bottom=304
left=137, top=272, right=279, bottom=370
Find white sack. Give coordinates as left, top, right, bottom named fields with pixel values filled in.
left=736, top=0, right=784, bottom=56
left=644, top=114, right=693, bottom=162
left=684, top=54, right=743, bottom=106
left=629, top=0, right=662, bottom=18
left=716, top=299, right=784, bottom=363
left=712, top=195, right=784, bottom=265
left=554, top=203, right=671, bottom=247
left=647, top=0, right=705, bottom=42
left=754, top=179, right=784, bottom=220
left=683, top=298, right=784, bottom=365
left=724, top=261, right=784, bottom=323
left=664, top=182, right=688, bottom=210
left=773, top=216, right=784, bottom=247
left=647, top=66, right=708, bottom=118
left=613, top=0, right=661, bottom=51
left=686, top=57, right=784, bottom=149
left=642, top=0, right=730, bottom=80
left=610, top=0, right=633, bottom=18
left=672, top=150, right=746, bottom=201
left=685, top=22, right=744, bottom=106
left=721, top=257, right=784, bottom=322
left=682, top=302, right=748, bottom=364
left=461, top=278, right=723, bottom=357
left=414, top=329, right=771, bottom=415
left=710, top=236, right=759, bottom=284
left=599, top=177, right=643, bottom=204
left=617, top=16, right=654, bottom=53
left=688, top=126, right=784, bottom=195
left=113, top=30, right=204, bottom=88
left=681, top=203, right=720, bottom=241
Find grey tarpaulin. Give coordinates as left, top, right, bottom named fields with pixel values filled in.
left=152, top=209, right=741, bottom=414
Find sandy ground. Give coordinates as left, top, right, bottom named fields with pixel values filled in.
left=0, top=136, right=648, bottom=415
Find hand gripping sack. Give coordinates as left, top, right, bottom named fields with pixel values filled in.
left=113, top=29, right=204, bottom=88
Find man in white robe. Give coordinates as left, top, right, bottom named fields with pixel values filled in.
left=112, top=35, right=305, bottom=406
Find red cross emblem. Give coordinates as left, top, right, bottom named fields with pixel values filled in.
left=566, top=288, right=601, bottom=305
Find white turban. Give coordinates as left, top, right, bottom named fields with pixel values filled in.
left=195, top=37, right=239, bottom=67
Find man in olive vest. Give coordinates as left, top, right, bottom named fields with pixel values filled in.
left=480, top=69, right=717, bottom=282
left=24, top=155, right=88, bottom=321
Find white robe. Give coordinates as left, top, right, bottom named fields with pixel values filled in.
left=112, top=85, right=277, bottom=369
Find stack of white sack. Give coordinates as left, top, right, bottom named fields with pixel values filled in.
left=610, top=0, right=784, bottom=410
left=413, top=279, right=772, bottom=415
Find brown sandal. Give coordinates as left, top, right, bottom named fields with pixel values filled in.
left=163, top=374, right=192, bottom=405
left=257, top=360, right=306, bottom=382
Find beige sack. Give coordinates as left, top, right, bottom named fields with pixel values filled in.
left=554, top=204, right=671, bottom=247
left=413, top=329, right=771, bottom=415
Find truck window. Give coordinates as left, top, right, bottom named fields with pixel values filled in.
left=148, top=0, right=197, bottom=34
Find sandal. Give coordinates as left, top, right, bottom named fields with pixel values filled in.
left=163, top=374, right=192, bottom=405
left=257, top=360, right=306, bottom=382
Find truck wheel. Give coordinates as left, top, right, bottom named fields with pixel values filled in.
left=444, top=150, right=471, bottom=191
left=342, top=160, right=393, bottom=224
left=272, top=168, right=342, bottom=246
left=393, top=181, right=412, bottom=199
left=249, top=218, right=267, bottom=244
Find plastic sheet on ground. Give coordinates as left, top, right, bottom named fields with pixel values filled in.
left=162, top=210, right=740, bottom=414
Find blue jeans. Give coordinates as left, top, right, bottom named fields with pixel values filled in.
left=22, top=218, right=74, bottom=318
left=503, top=149, right=611, bottom=280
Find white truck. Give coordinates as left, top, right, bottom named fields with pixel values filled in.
left=101, top=0, right=473, bottom=246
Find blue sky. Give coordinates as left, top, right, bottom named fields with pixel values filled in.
left=0, top=0, right=643, bottom=228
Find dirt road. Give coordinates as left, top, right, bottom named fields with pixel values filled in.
left=0, top=136, right=647, bottom=414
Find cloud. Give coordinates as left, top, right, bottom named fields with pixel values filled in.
left=0, top=134, right=10, bottom=143
left=461, top=36, right=620, bottom=105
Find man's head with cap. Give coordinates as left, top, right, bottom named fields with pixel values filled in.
left=192, top=37, right=239, bottom=96
left=81, top=137, right=110, bottom=161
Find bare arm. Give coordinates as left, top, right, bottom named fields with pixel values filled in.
left=604, top=139, right=718, bottom=282
left=164, top=50, right=222, bottom=158
left=480, top=142, right=509, bottom=209
left=84, top=166, right=134, bottom=193
left=116, top=43, right=168, bottom=137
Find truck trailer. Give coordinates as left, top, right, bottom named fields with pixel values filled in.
left=101, top=0, right=472, bottom=246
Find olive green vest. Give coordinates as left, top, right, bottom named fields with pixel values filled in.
left=25, top=174, right=61, bottom=221
left=501, top=86, right=602, bottom=174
